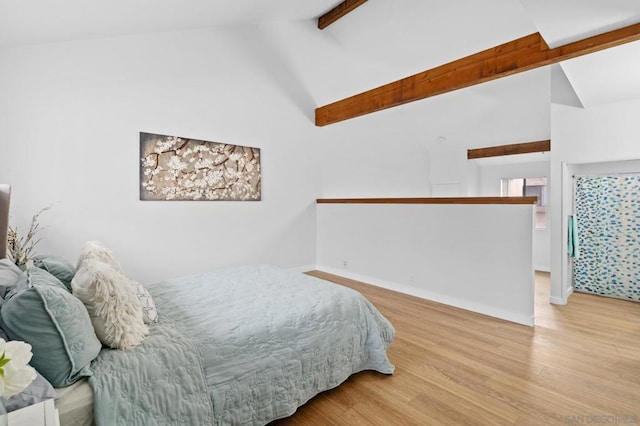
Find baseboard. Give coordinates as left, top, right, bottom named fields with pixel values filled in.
left=566, top=285, right=574, bottom=298
left=534, top=266, right=551, bottom=273
left=316, top=266, right=534, bottom=327
left=549, top=285, right=573, bottom=305
left=288, top=264, right=318, bottom=274
left=549, top=295, right=567, bottom=305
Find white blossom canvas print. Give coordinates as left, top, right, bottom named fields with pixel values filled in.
left=140, top=132, right=261, bottom=201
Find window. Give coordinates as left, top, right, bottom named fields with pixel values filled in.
left=501, top=177, right=547, bottom=229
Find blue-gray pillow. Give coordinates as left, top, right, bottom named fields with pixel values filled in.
left=32, top=255, right=75, bottom=291
left=0, top=268, right=102, bottom=387
left=0, top=259, right=21, bottom=299
left=3, top=266, right=69, bottom=300
left=14, top=266, right=69, bottom=292
left=0, top=329, right=57, bottom=412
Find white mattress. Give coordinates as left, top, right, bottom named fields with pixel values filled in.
left=54, top=379, right=94, bottom=426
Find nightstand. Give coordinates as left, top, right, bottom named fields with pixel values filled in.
left=7, top=399, right=59, bottom=426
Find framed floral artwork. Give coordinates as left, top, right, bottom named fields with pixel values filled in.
left=140, top=132, right=261, bottom=201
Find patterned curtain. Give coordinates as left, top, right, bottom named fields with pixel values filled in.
left=574, top=175, right=640, bottom=302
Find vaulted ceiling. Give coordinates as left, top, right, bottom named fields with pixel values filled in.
left=522, top=0, right=640, bottom=108
left=0, top=0, right=333, bottom=47
left=1, top=0, right=639, bottom=146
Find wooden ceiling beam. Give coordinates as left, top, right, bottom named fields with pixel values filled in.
left=467, top=140, right=550, bottom=160
left=315, top=22, right=640, bottom=126
left=318, top=0, right=368, bottom=30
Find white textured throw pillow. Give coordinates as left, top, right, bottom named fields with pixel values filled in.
left=129, top=280, right=159, bottom=324
left=76, top=241, right=123, bottom=272
left=76, top=240, right=159, bottom=324
left=71, top=259, right=148, bottom=350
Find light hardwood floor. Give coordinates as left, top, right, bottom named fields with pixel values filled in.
left=272, top=271, right=640, bottom=425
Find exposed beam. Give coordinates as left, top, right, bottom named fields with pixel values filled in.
left=467, top=140, right=550, bottom=160
left=316, top=22, right=640, bottom=126
left=318, top=0, right=368, bottom=30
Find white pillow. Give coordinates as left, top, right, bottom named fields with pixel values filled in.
left=129, top=280, right=159, bottom=324
left=0, top=258, right=22, bottom=298
left=71, top=259, right=148, bottom=350
left=76, top=240, right=159, bottom=324
left=76, top=241, right=123, bottom=272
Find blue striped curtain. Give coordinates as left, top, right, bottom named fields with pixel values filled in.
left=574, top=175, right=640, bottom=301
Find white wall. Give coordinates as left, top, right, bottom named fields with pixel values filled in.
left=0, top=16, right=552, bottom=316
left=550, top=98, right=640, bottom=303
left=477, top=160, right=551, bottom=271
left=0, top=18, right=550, bottom=303
left=428, top=146, right=468, bottom=196
left=0, top=27, right=322, bottom=283
left=317, top=203, right=535, bottom=325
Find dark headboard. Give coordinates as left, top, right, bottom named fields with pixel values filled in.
left=0, top=185, right=10, bottom=259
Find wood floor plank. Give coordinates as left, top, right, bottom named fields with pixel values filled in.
left=270, top=271, right=640, bottom=425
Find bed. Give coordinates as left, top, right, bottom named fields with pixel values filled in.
left=0, top=185, right=395, bottom=425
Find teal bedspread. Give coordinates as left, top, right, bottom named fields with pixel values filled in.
left=89, top=265, right=395, bottom=425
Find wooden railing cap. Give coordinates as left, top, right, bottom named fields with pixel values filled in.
left=316, top=197, right=538, bottom=205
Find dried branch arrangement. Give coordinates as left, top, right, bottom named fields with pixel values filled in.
left=7, top=207, right=49, bottom=268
